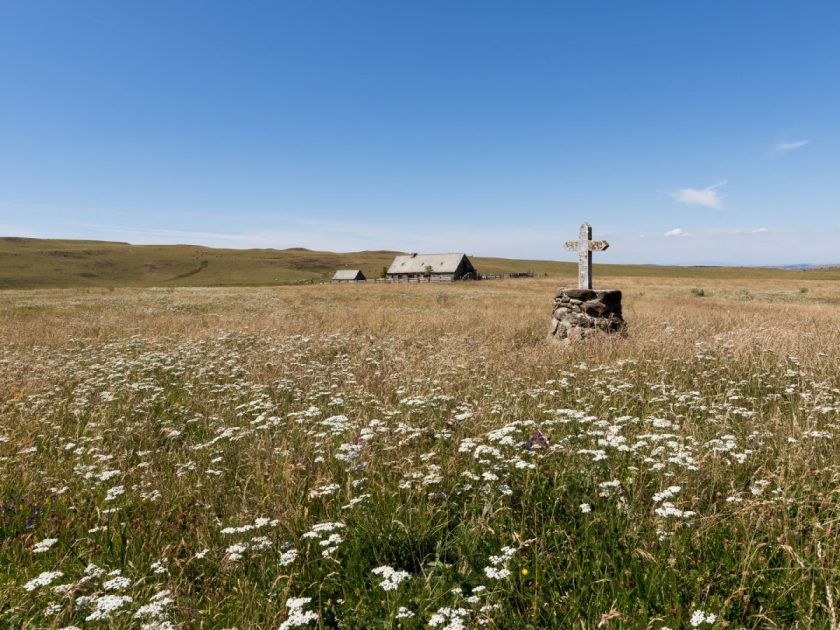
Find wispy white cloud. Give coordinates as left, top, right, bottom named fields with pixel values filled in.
left=664, top=228, right=688, bottom=237
left=775, top=139, right=810, bottom=154
left=672, top=180, right=726, bottom=209
left=723, top=226, right=771, bottom=235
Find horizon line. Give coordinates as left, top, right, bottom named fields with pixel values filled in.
left=2, top=234, right=838, bottom=270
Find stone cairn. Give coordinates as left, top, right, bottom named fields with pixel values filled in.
left=550, top=287, right=625, bottom=341
left=549, top=222, right=626, bottom=342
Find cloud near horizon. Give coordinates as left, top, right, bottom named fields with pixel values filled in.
left=775, top=139, right=810, bottom=154
left=3, top=219, right=838, bottom=266
left=672, top=181, right=726, bottom=209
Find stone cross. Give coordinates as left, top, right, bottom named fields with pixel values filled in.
left=564, top=222, right=609, bottom=289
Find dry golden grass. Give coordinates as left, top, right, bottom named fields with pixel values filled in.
left=2, top=274, right=837, bottom=361
left=2, top=276, right=837, bottom=425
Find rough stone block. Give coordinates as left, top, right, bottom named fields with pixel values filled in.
left=564, top=288, right=597, bottom=300
left=599, top=290, right=622, bottom=307
left=582, top=300, right=608, bottom=316
left=548, top=287, right=626, bottom=342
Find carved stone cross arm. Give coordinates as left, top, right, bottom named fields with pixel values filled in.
left=564, top=239, right=609, bottom=252
left=563, top=222, right=609, bottom=289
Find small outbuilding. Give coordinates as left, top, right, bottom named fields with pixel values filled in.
left=331, top=269, right=366, bottom=283
left=386, top=253, right=476, bottom=282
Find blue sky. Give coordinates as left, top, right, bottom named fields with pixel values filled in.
left=1, top=1, right=838, bottom=265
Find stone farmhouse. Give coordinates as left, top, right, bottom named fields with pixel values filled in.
left=386, top=253, right=477, bottom=282
left=331, top=269, right=366, bottom=283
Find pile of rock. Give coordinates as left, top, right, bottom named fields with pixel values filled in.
left=549, top=288, right=625, bottom=341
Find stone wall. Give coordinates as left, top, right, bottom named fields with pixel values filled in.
left=549, top=288, right=626, bottom=341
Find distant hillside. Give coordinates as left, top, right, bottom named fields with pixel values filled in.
left=2, top=237, right=839, bottom=289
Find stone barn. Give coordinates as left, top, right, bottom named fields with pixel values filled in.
left=331, top=269, right=366, bottom=283
left=386, top=253, right=476, bottom=282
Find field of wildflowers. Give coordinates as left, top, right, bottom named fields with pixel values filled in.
left=1, top=276, right=838, bottom=628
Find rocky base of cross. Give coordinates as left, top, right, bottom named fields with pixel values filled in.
left=549, top=288, right=626, bottom=342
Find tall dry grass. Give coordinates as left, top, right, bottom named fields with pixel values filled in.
left=0, top=276, right=838, bottom=628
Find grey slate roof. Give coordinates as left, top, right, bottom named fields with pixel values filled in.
left=332, top=269, right=365, bottom=281
left=387, top=253, right=470, bottom=275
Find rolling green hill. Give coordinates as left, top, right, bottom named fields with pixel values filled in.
left=1, top=237, right=838, bottom=289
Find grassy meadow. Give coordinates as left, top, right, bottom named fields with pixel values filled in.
left=3, top=236, right=840, bottom=290
left=1, top=271, right=839, bottom=628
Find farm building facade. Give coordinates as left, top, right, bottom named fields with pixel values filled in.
left=331, top=269, right=366, bottom=283
left=386, top=253, right=476, bottom=282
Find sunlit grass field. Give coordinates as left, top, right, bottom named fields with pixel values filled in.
left=3, top=236, right=839, bottom=289
left=1, top=274, right=839, bottom=628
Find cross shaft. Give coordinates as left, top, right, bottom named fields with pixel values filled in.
left=563, top=222, right=609, bottom=289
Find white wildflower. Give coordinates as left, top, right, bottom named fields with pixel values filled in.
left=279, top=596, right=318, bottom=629
left=133, top=589, right=173, bottom=620
left=319, top=533, right=343, bottom=547
left=301, top=521, right=345, bottom=539
left=24, top=571, right=64, bottom=591
left=278, top=549, right=298, bottom=567
left=371, top=565, right=411, bottom=591
left=655, top=502, right=696, bottom=519
left=85, top=594, right=133, bottom=621
left=428, top=606, right=468, bottom=629
left=488, top=546, right=516, bottom=565
left=98, top=469, right=121, bottom=481
left=653, top=486, right=682, bottom=503
left=483, top=566, right=511, bottom=580
left=225, top=542, right=248, bottom=561
left=310, top=483, right=340, bottom=498
left=102, top=576, right=132, bottom=591
left=396, top=606, right=415, bottom=619
left=84, top=563, right=105, bottom=579
left=341, top=494, right=370, bottom=510
left=689, top=609, right=717, bottom=626
left=33, top=538, right=58, bottom=553
left=104, top=485, right=125, bottom=501
left=250, top=535, right=272, bottom=552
